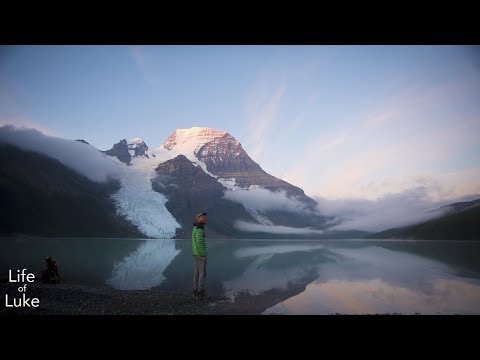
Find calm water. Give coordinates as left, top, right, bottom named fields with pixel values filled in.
left=1, top=238, right=480, bottom=314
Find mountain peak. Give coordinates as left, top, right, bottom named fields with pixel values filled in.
left=103, top=138, right=150, bottom=164
left=128, top=137, right=145, bottom=145
left=162, top=127, right=228, bottom=153
left=127, top=137, right=149, bottom=158
left=176, top=126, right=226, bottom=136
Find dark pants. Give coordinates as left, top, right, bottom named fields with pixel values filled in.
left=193, top=256, right=207, bottom=293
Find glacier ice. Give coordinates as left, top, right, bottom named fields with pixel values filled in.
left=111, top=156, right=181, bottom=238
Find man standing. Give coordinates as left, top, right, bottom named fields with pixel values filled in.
left=192, top=212, right=207, bottom=300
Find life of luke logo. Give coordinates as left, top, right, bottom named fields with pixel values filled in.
left=4, top=269, right=40, bottom=308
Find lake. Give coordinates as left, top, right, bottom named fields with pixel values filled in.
left=1, top=238, right=480, bottom=314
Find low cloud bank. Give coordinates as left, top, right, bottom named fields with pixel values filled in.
left=314, top=187, right=480, bottom=232
left=0, top=125, right=122, bottom=182
left=223, top=186, right=309, bottom=213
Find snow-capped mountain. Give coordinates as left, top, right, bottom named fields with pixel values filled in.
left=0, top=125, right=329, bottom=239
left=159, top=127, right=317, bottom=208
left=7, top=124, right=476, bottom=240
left=102, top=127, right=328, bottom=238
left=162, top=127, right=227, bottom=155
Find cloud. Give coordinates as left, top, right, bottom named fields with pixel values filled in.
left=315, top=133, right=349, bottom=153
left=314, top=164, right=480, bottom=204
left=313, top=186, right=467, bottom=232
left=432, top=167, right=480, bottom=201
left=222, top=182, right=476, bottom=234
left=365, top=111, right=395, bottom=129
left=221, top=180, right=478, bottom=234
left=246, top=83, right=286, bottom=141
left=0, top=125, right=122, bottom=182
left=287, top=111, right=480, bottom=200
left=131, top=46, right=146, bottom=67
left=151, top=175, right=180, bottom=190
left=0, top=117, right=59, bottom=137
left=234, top=220, right=324, bottom=235
left=223, top=186, right=308, bottom=213
left=283, top=73, right=480, bottom=201
left=258, top=92, right=319, bottom=179
left=244, top=82, right=286, bottom=161
left=130, top=46, right=154, bottom=84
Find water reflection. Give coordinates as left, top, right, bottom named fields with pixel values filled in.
left=107, top=240, right=180, bottom=290
left=264, top=246, right=480, bottom=314
left=224, top=244, right=325, bottom=296
left=224, top=254, right=313, bottom=296
left=104, top=240, right=480, bottom=314
left=233, top=244, right=324, bottom=258
left=1, top=238, right=479, bottom=314
left=264, top=278, right=480, bottom=315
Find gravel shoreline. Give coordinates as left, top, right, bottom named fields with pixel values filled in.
left=0, top=282, right=291, bottom=315
left=1, top=283, right=425, bottom=315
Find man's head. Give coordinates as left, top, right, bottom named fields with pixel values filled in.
left=195, top=212, right=207, bottom=225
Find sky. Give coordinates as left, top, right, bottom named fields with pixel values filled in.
left=1, top=45, right=479, bottom=201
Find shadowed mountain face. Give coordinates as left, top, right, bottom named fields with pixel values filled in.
left=102, top=139, right=132, bottom=165
left=102, top=138, right=151, bottom=165
left=152, top=155, right=329, bottom=238
left=127, top=138, right=150, bottom=158
left=0, top=144, right=144, bottom=238
left=152, top=155, right=257, bottom=238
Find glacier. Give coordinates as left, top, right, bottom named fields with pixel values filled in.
left=111, top=156, right=181, bottom=238
left=110, top=129, right=225, bottom=238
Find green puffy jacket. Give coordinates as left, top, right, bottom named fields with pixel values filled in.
left=192, top=224, right=207, bottom=257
